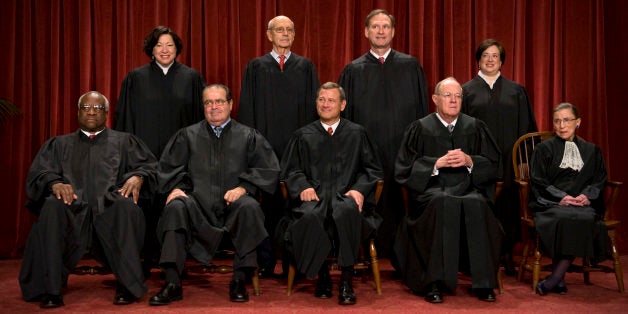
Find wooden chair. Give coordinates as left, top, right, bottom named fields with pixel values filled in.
left=283, top=180, right=384, bottom=296
left=513, top=131, right=624, bottom=293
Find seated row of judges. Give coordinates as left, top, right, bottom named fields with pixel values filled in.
left=19, top=78, right=610, bottom=308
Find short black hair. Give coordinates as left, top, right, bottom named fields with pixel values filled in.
left=143, top=25, right=183, bottom=58
left=475, top=39, right=506, bottom=64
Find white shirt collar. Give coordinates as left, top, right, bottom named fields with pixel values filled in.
left=270, top=50, right=292, bottom=63
left=156, top=61, right=174, bottom=75
left=435, top=113, right=458, bottom=128
left=478, top=70, right=501, bottom=89
left=320, top=119, right=340, bottom=134
left=370, top=48, right=392, bottom=61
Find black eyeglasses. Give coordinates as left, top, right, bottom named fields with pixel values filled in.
left=80, top=104, right=106, bottom=112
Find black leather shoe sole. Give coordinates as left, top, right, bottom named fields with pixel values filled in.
left=149, top=283, right=183, bottom=306
left=229, top=280, right=249, bottom=302
left=424, top=292, right=443, bottom=304
left=40, top=294, right=64, bottom=308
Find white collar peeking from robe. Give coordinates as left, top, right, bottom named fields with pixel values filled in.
left=559, top=140, right=584, bottom=171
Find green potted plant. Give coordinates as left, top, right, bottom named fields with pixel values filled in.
left=0, top=97, right=20, bottom=123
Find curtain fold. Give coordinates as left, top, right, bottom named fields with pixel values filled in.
left=0, top=0, right=624, bottom=258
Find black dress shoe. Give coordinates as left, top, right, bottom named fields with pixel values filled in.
left=314, top=273, right=332, bottom=298
left=337, top=280, right=356, bottom=305
left=113, top=285, right=138, bottom=305
left=423, top=283, right=443, bottom=304
left=40, top=294, right=64, bottom=309
left=474, top=288, right=496, bottom=302
left=149, top=282, right=182, bottom=306
left=536, top=280, right=549, bottom=296
left=552, top=285, right=568, bottom=295
left=229, top=279, right=249, bottom=302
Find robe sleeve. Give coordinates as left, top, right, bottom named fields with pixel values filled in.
left=349, top=131, right=384, bottom=196
left=239, top=130, right=280, bottom=195
left=114, top=72, right=135, bottom=133
left=469, top=120, right=501, bottom=189
left=517, top=86, right=538, bottom=134
left=122, top=134, right=159, bottom=196
left=25, top=138, right=65, bottom=211
left=414, top=61, right=430, bottom=119
left=279, top=134, right=312, bottom=200
left=158, top=129, right=194, bottom=194
left=581, top=145, right=607, bottom=200
left=237, top=61, right=256, bottom=127
left=394, top=122, right=438, bottom=193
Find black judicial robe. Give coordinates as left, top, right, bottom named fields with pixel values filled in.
left=238, top=53, right=319, bottom=160
left=530, top=136, right=608, bottom=259
left=462, top=75, right=537, bottom=249
left=157, top=120, right=280, bottom=265
left=115, top=60, right=206, bottom=158
left=394, top=113, right=503, bottom=293
left=338, top=50, right=429, bottom=257
left=20, top=128, right=158, bottom=300
left=280, top=119, right=384, bottom=278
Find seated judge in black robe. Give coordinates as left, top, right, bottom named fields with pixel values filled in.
left=462, top=39, right=538, bottom=273
left=338, top=9, right=429, bottom=260
left=531, top=103, right=609, bottom=296
left=394, top=78, right=503, bottom=303
left=281, top=82, right=383, bottom=305
left=19, top=91, right=158, bottom=309
left=150, top=84, right=280, bottom=305
left=238, top=15, right=320, bottom=277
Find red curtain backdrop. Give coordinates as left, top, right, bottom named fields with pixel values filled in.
left=1, top=0, right=626, bottom=257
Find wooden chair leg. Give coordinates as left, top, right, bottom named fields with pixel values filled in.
left=252, top=267, right=260, bottom=296
left=609, top=231, right=625, bottom=292
left=518, top=240, right=530, bottom=282
left=368, top=239, right=382, bottom=295
left=531, top=245, right=542, bottom=293
left=286, top=264, right=296, bottom=296
left=497, top=268, right=504, bottom=294
left=583, top=257, right=592, bottom=285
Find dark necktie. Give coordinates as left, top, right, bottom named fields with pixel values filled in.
left=88, top=132, right=96, bottom=139
left=279, top=55, right=285, bottom=71
left=214, top=126, right=223, bottom=138
left=327, top=127, right=333, bottom=136
left=447, top=124, right=454, bottom=133
left=378, top=56, right=385, bottom=64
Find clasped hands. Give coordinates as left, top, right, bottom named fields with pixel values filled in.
left=52, top=175, right=144, bottom=205
left=299, top=188, right=364, bottom=212
left=559, top=194, right=591, bottom=207
left=435, top=148, right=473, bottom=169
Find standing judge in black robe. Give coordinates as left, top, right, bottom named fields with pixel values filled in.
left=19, top=91, right=158, bottom=308
left=531, top=103, right=608, bottom=296
left=115, top=25, right=206, bottom=158
left=394, top=78, right=503, bottom=303
left=338, top=9, right=429, bottom=259
left=114, top=25, right=206, bottom=272
left=462, top=39, right=538, bottom=274
left=238, top=15, right=320, bottom=277
left=281, top=82, right=383, bottom=305
left=149, top=84, right=280, bottom=305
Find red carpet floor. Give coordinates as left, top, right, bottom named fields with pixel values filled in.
left=1, top=256, right=626, bottom=313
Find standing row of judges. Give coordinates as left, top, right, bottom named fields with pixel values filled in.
left=25, top=7, right=611, bottom=309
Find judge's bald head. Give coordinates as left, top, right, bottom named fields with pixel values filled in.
left=77, top=91, right=108, bottom=133
left=432, top=77, right=462, bottom=123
